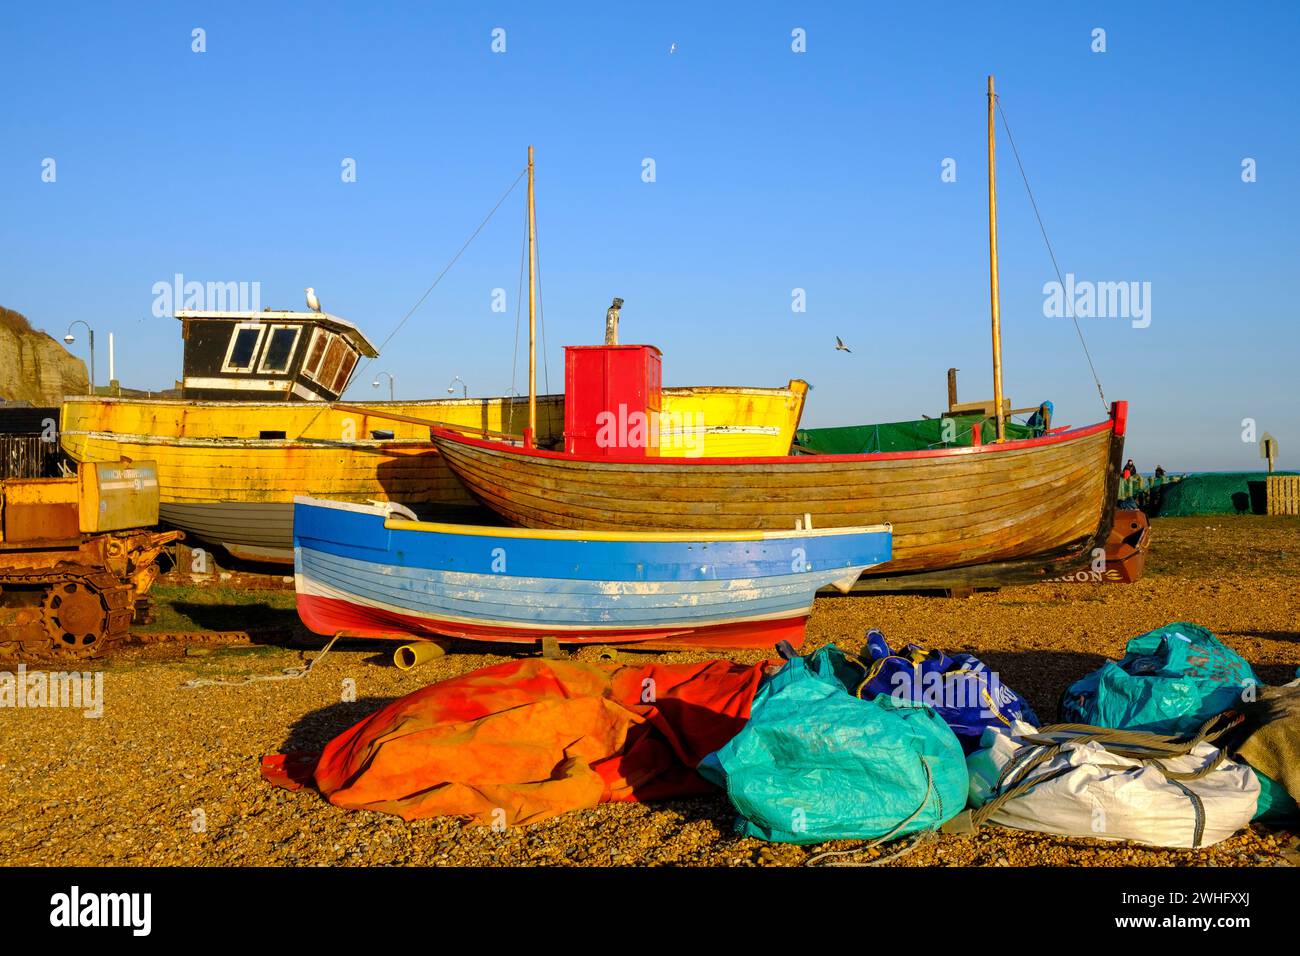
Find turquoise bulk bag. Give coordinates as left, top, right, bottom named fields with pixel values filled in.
left=1059, top=622, right=1258, bottom=736
left=1059, top=621, right=1296, bottom=822
left=698, top=645, right=968, bottom=844
left=1253, top=772, right=1299, bottom=823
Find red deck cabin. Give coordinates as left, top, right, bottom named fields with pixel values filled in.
left=563, top=344, right=662, bottom=457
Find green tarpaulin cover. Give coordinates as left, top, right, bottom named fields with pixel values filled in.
left=797, top=414, right=1038, bottom=455
left=1150, top=471, right=1297, bottom=517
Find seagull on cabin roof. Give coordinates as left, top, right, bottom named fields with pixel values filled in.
left=835, top=336, right=851, bottom=353
left=305, top=287, right=322, bottom=313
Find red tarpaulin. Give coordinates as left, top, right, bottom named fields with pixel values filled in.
left=262, top=657, right=767, bottom=826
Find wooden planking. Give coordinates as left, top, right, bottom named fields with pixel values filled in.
left=292, top=492, right=878, bottom=639
left=63, top=432, right=469, bottom=506
left=58, top=383, right=804, bottom=456
left=440, top=433, right=1106, bottom=522
left=61, top=394, right=568, bottom=444
left=300, top=550, right=832, bottom=625
left=436, top=427, right=1108, bottom=509
left=1267, top=475, right=1300, bottom=515
left=440, top=452, right=1104, bottom=568
left=432, top=422, right=1117, bottom=576
left=160, top=501, right=294, bottom=549
left=57, top=381, right=809, bottom=511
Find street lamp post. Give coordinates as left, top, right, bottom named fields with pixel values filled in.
left=447, top=376, right=468, bottom=398
left=63, top=320, right=95, bottom=393
left=371, top=371, right=395, bottom=401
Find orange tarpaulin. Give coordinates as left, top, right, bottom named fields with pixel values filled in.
left=261, top=656, right=767, bottom=826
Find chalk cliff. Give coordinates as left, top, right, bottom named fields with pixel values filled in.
left=0, top=306, right=90, bottom=405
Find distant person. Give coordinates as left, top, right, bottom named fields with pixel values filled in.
left=1155, top=465, right=1166, bottom=479
left=1122, top=458, right=1138, bottom=480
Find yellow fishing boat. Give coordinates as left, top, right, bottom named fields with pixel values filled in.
left=59, top=309, right=807, bottom=562
left=61, top=386, right=805, bottom=563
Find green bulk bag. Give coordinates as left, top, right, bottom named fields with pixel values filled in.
left=1253, top=771, right=1300, bottom=824
left=698, top=645, right=968, bottom=844
left=1060, top=622, right=1258, bottom=737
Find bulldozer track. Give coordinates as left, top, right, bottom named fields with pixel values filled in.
left=0, top=564, right=137, bottom=663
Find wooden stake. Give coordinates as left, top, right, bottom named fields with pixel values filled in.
left=527, top=145, right=538, bottom=440
left=987, top=75, right=1006, bottom=443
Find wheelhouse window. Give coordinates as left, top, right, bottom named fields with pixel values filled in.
left=258, top=325, right=301, bottom=374
left=301, top=328, right=329, bottom=378
left=301, top=330, right=360, bottom=395
left=221, top=323, right=267, bottom=373
left=331, top=349, right=358, bottom=394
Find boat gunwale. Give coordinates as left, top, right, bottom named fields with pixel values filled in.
left=295, top=495, right=893, bottom=544
left=61, top=429, right=435, bottom=450
left=58, top=394, right=566, bottom=410
left=57, top=380, right=806, bottom=411
left=431, top=406, right=1123, bottom=468
left=659, top=380, right=808, bottom=399
left=61, top=421, right=798, bottom=451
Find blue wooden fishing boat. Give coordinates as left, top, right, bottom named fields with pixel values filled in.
left=292, top=496, right=891, bottom=650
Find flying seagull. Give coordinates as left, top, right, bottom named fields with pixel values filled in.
left=669, top=41, right=678, bottom=54
left=835, top=336, right=851, bottom=353
left=305, top=287, right=322, bottom=313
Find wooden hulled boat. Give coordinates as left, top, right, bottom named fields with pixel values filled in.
left=59, top=292, right=807, bottom=563
left=429, top=96, right=1126, bottom=592
left=292, top=496, right=891, bottom=649
left=59, top=392, right=561, bottom=563
left=60, top=381, right=805, bottom=563
left=430, top=403, right=1125, bottom=590
left=60, top=150, right=813, bottom=563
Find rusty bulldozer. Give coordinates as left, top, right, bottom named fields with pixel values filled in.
left=0, top=461, right=181, bottom=661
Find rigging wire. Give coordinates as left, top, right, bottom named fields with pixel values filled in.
left=365, top=166, right=528, bottom=366
left=995, top=96, right=1108, bottom=413
left=294, top=167, right=527, bottom=440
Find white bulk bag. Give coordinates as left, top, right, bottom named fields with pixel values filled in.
left=968, top=720, right=1260, bottom=849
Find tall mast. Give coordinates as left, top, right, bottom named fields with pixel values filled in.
left=527, top=145, right=537, bottom=439
left=987, top=75, right=1006, bottom=443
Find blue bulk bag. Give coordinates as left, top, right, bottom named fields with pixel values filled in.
left=1059, top=622, right=1258, bottom=736
left=857, top=630, right=1039, bottom=751
left=698, top=645, right=968, bottom=844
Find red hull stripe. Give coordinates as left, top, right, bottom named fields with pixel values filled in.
left=297, top=593, right=808, bottom=650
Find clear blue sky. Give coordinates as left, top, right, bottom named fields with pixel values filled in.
left=2, top=1, right=1297, bottom=471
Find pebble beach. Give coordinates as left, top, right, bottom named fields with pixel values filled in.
left=3, top=516, right=1297, bottom=867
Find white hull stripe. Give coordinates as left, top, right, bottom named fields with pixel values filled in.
left=296, top=572, right=815, bottom=632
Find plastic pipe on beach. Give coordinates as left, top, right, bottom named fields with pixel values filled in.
left=393, top=641, right=446, bottom=671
